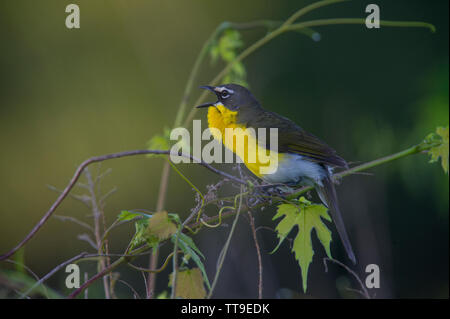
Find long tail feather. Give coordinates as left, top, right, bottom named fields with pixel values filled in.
left=316, top=175, right=356, bottom=264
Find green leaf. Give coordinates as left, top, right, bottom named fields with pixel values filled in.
left=131, top=211, right=178, bottom=249
left=218, top=29, right=243, bottom=62
left=131, top=217, right=151, bottom=248
left=427, top=126, right=449, bottom=174
left=117, top=210, right=145, bottom=221
left=272, top=198, right=333, bottom=293
left=169, top=268, right=206, bottom=299
left=173, top=232, right=211, bottom=290
left=147, top=127, right=172, bottom=157
left=208, top=28, right=247, bottom=86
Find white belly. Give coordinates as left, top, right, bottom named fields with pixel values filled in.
left=261, top=153, right=327, bottom=186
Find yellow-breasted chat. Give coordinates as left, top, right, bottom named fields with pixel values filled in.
left=196, top=83, right=356, bottom=264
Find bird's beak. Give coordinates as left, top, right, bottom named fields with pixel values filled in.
left=196, top=86, right=218, bottom=109
left=196, top=102, right=213, bottom=109
left=199, top=85, right=216, bottom=92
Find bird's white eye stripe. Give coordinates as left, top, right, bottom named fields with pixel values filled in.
left=214, top=87, right=234, bottom=94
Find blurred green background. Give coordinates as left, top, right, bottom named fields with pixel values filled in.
left=0, top=0, right=448, bottom=298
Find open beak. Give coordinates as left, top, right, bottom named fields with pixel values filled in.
left=196, top=86, right=218, bottom=108
left=196, top=102, right=213, bottom=108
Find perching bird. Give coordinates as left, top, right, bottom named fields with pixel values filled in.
left=196, top=83, right=356, bottom=264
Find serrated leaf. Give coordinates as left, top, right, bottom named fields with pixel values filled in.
left=147, top=211, right=177, bottom=241
left=173, top=232, right=210, bottom=290
left=169, top=268, right=206, bottom=299
left=273, top=198, right=333, bottom=293
left=427, top=126, right=449, bottom=174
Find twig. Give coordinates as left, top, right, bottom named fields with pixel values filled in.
left=4, top=259, right=51, bottom=299
left=84, top=168, right=110, bottom=299
left=84, top=272, right=88, bottom=299
left=63, top=135, right=435, bottom=299
left=139, top=0, right=435, bottom=298
left=182, top=0, right=434, bottom=127
left=47, top=185, right=91, bottom=208
left=54, top=215, right=94, bottom=233
left=0, top=150, right=245, bottom=262
left=67, top=245, right=150, bottom=299
left=21, top=252, right=89, bottom=298
left=77, top=234, right=97, bottom=249
left=128, top=251, right=177, bottom=273
left=323, top=257, right=370, bottom=299
left=247, top=210, right=263, bottom=299
left=286, top=142, right=441, bottom=200
left=99, top=187, right=117, bottom=208
left=117, top=279, right=141, bottom=299
left=147, top=160, right=170, bottom=299
left=208, top=186, right=245, bottom=298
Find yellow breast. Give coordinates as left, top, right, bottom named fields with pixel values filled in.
left=207, top=104, right=282, bottom=178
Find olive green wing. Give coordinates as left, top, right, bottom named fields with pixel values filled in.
left=246, top=110, right=348, bottom=168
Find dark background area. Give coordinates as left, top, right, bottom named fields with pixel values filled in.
left=0, top=0, right=448, bottom=298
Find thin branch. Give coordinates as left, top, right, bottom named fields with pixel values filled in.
left=84, top=168, right=110, bottom=299
left=287, top=141, right=441, bottom=200
left=184, top=141, right=441, bottom=232
left=54, top=214, right=94, bottom=232
left=183, top=8, right=434, bottom=126
left=63, top=137, right=437, bottom=299
left=47, top=185, right=91, bottom=208
left=99, top=187, right=117, bottom=208
left=248, top=210, right=263, bottom=299
left=67, top=245, right=150, bottom=299
left=84, top=272, right=88, bottom=299
left=282, top=0, right=348, bottom=27
left=208, top=186, right=245, bottom=298
left=287, top=18, right=436, bottom=33
left=147, top=160, right=171, bottom=298
left=117, top=279, right=141, bottom=299
left=128, top=251, right=177, bottom=273
left=21, top=252, right=89, bottom=298
left=139, top=0, right=434, bottom=299
left=323, top=257, right=370, bottom=299
left=77, top=234, right=97, bottom=249
left=0, top=150, right=245, bottom=262
left=4, top=259, right=51, bottom=299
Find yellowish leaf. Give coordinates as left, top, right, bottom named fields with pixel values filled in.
left=146, top=211, right=177, bottom=241
left=169, top=268, right=206, bottom=299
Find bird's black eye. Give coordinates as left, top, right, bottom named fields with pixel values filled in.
left=221, top=90, right=230, bottom=99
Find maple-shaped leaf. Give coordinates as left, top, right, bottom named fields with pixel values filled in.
left=427, top=126, right=449, bottom=174
left=146, top=211, right=177, bottom=241
left=273, top=197, right=333, bottom=293
left=169, top=268, right=206, bottom=299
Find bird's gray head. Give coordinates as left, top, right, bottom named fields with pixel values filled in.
left=196, top=83, right=260, bottom=111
